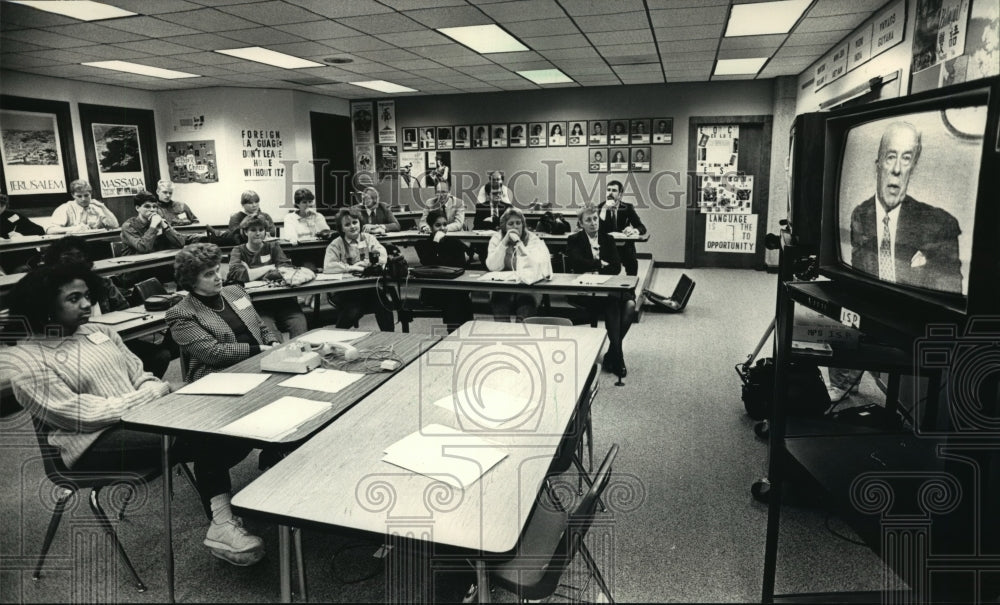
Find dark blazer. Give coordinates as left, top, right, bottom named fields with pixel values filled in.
left=565, top=230, right=622, bottom=275
left=166, top=285, right=279, bottom=382
left=850, top=195, right=962, bottom=293
left=472, top=200, right=511, bottom=230
left=414, top=235, right=468, bottom=268
left=354, top=202, right=400, bottom=232
left=1, top=209, right=45, bottom=238
left=598, top=202, right=647, bottom=236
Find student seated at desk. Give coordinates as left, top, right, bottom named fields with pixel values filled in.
left=167, top=243, right=281, bottom=382
left=1, top=264, right=264, bottom=567
left=354, top=186, right=401, bottom=235
left=155, top=179, right=198, bottom=226
left=46, top=179, right=119, bottom=234
left=473, top=170, right=513, bottom=230
left=414, top=210, right=472, bottom=333
left=43, top=236, right=177, bottom=378
left=419, top=180, right=465, bottom=234
left=120, top=190, right=195, bottom=255
left=599, top=179, right=647, bottom=276
left=226, top=217, right=307, bottom=338
left=486, top=208, right=552, bottom=322
left=227, top=190, right=275, bottom=244
left=566, top=204, right=635, bottom=377
left=284, top=188, right=330, bottom=245
left=323, top=208, right=395, bottom=332
left=1, top=193, right=44, bottom=239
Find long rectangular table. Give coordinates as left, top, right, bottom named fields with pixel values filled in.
left=231, top=320, right=607, bottom=602
left=121, top=328, right=440, bottom=602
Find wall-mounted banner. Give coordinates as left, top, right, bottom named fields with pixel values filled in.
left=241, top=128, right=284, bottom=181
left=814, top=0, right=905, bottom=91
left=377, top=100, right=396, bottom=144
left=0, top=109, right=66, bottom=195
left=167, top=140, right=218, bottom=184
left=352, top=102, right=374, bottom=145
left=847, top=23, right=874, bottom=72
left=871, top=0, right=906, bottom=59
left=92, top=123, right=145, bottom=197
left=704, top=213, right=757, bottom=253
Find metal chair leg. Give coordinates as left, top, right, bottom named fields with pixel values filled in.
left=117, top=484, right=135, bottom=521
left=585, top=413, right=594, bottom=472
left=292, top=527, right=308, bottom=601
left=578, top=542, right=614, bottom=604
left=89, top=488, right=146, bottom=592
left=33, top=488, right=71, bottom=580
left=573, top=457, right=606, bottom=513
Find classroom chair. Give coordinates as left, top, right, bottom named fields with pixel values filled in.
left=489, top=444, right=619, bottom=603
left=545, top=364, right=599, bottom=504
left=110, top=241, right=127, bottom=257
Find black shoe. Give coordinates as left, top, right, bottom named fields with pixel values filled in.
left=617, top=361, right=627, bottom=379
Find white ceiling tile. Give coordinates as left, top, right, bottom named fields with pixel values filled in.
left=588, top=29, right=654, bottom=46
left=560, top=0, right=645, bottom=16
left=719, top=34, right=786, bottom=50
left=0, top=2, right=79, bottom=27
left=113, top=39, right=198, bottom=55
left=220, top=27, right=305, bottom=45
left=0, top=54, right=60, bottom=68
left=0, top=39, right=46, bottom=53
left=667, top=74, right=710, bottom=82
left=556, top=60, right=612, bottom=72
left=321, top=36, right=396, bottom=52
left=620, top=73, right=664, bottom=84
left=785, top=30, right=850, bottom=46
left=772, top=44, right=831, bottom=58
left=409, top=43, right=480, bottom=58
left=100, top=16, right=202, bottom=37
left=613, top=63, right=663, bottom=74
left=158, top=8, right=261, bottom=32
left=21, top=48, right=102, bottom=64
left=294, top=66, right=357, bottom=80
left=403, top=6, right=495, bottom=28
left=806, top=0, right=887, bottom=18
left=454, top=64, right=516, bottom=78
left=717, top=47, right=776, bottom=60
left=658, top=38, right=718, bottom=53
left=42, top=23, right=148, bottom=44
left=595, top=43, right=656, bottom=57
left=540, top=46, right=601, bottom=60
left=131, top=56, right=200, bottom=69
left=483, top=50, right=543, bottom=63
left=353, top=48, right=422, bottom=62
left=283, top=0, right=394, bottom=18
left=183, top=64, right=238, bottom=76
left=264, top=41, right=340, bottom=57
left=335, top=13, right=424, bottom=35
left=161, top=32, right=246, bottom=50
left=574, top=12, right=649, bottom=32
left=505, top=18, right=580, bottom=37
left=73, top=43, right=153, bottom=60
left=649, top=6, right=727, bottom=28
left=478, top=0, right=567, bottom=23
left=392, top=58, right=446, bottom=70
left=441, top=53, right=494, bottom=66
left=795, top=13, right=871, bottom=33
left=216, top=60, right=283, bottom=73
left=274, top=20, right=361, bottom=40
left=336, top=61, right=396, bottom=74
left=379, top=0, right=467, bottom=9
left=493, top=59, right=553, bottom=71
left=660, top=51, right=713, bottom=64
left=101, top=0, right=203, bottom=14
left=654, top=23, right=724, bottom=41
left=216, top=1, right=322, bottom=25
left=170, top=51, right=243, bottom=65
left=375, top=30, right=453, bottom=47
left=522, top=34, right=591, bottom=50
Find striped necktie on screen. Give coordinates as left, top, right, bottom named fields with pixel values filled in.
left=878, top=214, right=893, bottom=281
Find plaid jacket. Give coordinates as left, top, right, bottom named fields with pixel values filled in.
left=166, top=285, right=279, bottom=382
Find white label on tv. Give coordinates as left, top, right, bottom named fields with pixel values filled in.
left=839, top=307, right=861, bottom=329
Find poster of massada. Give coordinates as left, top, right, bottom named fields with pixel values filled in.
left=92, top=123, right=145, bottom=197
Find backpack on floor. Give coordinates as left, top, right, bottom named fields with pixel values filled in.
left=740, top=357, right=830, bottom=421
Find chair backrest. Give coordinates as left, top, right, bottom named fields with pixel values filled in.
left=132, top=278, right=167, bottom=303
left=524, top=316, right=572, bottom=326
left=670, top=273, right=695, bottom=310
left=110, top=242, right=127, bottom=257
left=29, top=414, right=72, bottom=478
left=564, top=443, right=619, bottom=549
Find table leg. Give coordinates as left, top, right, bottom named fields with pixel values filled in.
left=161, top=435, right=174, bottom=603
left=475, top=560, right=490, bottom=604
left=279, top=525, right=292, bottom=603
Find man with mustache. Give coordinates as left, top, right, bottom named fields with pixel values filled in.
left=599, top=180, right=646, bottom=276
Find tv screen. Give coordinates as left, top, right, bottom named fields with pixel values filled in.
left=836, top=106, right=987, bottom=297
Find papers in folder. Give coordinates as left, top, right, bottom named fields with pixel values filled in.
left=382, top=424, right=507, bottom=489
left=219, top=396, right=330, bottom=441
left=576, top=274, right=611, bottom=285
left=175, top=373, right=270, bottom=395
left=278, top=368, right=363, bottom=394
left=296, top=329, right=368, bottom=344
left=477, top=271, right=519, bottom=282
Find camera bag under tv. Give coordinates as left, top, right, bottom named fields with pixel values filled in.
left=741, top=357, right=830, bottom=421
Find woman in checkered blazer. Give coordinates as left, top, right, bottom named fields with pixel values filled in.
left=167, top=243, right=280, bottom=383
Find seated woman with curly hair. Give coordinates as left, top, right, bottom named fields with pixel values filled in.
left=1, top=264, right=264, bottom=566
left=167, top=243, right=280, bottom=382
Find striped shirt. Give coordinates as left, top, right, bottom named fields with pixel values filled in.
left=0, top=324, right=170, bottom=467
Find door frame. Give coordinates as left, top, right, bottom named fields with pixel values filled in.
left=685, top=114, right=773, bottom=268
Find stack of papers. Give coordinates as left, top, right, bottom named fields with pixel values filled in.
left=218, top=396, right=330, bottom=440
left=278, top=368, right=364, bottom=394
left=477, top=271, right=519, bottom=282
left=576, top=274, right=611, bottom=285
left=432, top=387, right=539, bottom=430
left=175, top=373, right=270, bottom=395
left=314, top=272, right=345, bottom=281
left=296, top=330, right=368, bottom=344
left=382, top=424, right=507, bottom=489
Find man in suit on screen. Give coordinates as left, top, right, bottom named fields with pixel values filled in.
left=849, top=122, right=962, bottom=294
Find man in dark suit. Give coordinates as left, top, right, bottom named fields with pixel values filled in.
left=598, top=179, right=647, bottom=276
left=355, top=186, right=401, bottom=235
left=849, top=122, right=962, bottom=294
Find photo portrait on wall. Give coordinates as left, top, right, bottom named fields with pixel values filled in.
left=568, top=121, right=586, bottom=146
left=419, top=127, right=436, bottom=150
left=402, top=127, right=418, bottom=151
left=509, top=123, right=527, bottom=148
left=454, top=126, right=470, bottom=149
left=473, top=125, right=490, bottom=149
left=653, top=118, right=673, bottom=144
left=630, top=119, right=651, bottom=145
left=529, top=122, right=547, bottom=147
left=609, top=147, right=629, bottom=172
left=548, top=122, right=566, bottom=146
left=630, top=146, right=651, bottom=172
left=491, top=124, right=508, bottom=148
left=436, top=126, right=453, bottom=150
left=589, top=147, right=608, bottom=173
left=610, top=119, right=629, bottom=145
left=589, top=120, right=608, bottom=145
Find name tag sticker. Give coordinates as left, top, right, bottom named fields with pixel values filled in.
left=260, top=254, right=271, bottom=263
left=87, top=331, right=110, bottom=344
left=8, top=214, right=19, bottom=222
left=839, top=307, right=861, bottom=329
left=233, top=297, right=252, bottom=310
left=177, top=213, right=188, bottom=220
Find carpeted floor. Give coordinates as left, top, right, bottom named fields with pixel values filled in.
left=0, top=267, right=897, bottom=603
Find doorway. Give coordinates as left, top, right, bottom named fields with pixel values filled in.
left=310, top=112, right=353, bottom=209
left=685, top=115, right=772, bottom=269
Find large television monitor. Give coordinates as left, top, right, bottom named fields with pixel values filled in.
left=787, top=112, right=828, bottom=254
left=819, top=76, right=1000, bottom=319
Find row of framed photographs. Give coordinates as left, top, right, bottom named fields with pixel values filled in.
left=588, top=147, right=652, bottom=173
left=401, top=118, right=673, bottom=151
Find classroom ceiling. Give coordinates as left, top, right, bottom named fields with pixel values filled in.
left=0, top=0, right=888, bottom=98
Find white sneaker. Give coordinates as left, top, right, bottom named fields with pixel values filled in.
left=204, top=517, right=265, bottom=566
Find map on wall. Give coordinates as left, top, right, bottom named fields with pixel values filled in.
left=167, top=140, right=218, bottom=184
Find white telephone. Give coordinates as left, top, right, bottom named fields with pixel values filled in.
left=310, top=341, right=360, bottom=361
left=260, top=342, right=322, bottom=374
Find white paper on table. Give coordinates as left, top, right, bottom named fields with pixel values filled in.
left=278, top=368, right=364, bottom=394
left=432, top=387, right=538, bottom=430
left=382, top=424, right=507, bottom=489
left=314, top=272, right=345, bottom=281
left=218, top=396, right=331, bottom=441
left=175, top=373, right=270, bottom=395
left=89, top=309, right=148, bottom=325
left=477, top=271, right=518, bottom=282
left=244, top=280, right=268, bottom=289
left=295, top=329, right=369, bottom=345
left=107, top=250, right=172, bottom=263
left=576, top=274, right=611, bottom=285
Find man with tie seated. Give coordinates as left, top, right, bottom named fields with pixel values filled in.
left=354, top=186, right=400, bottom=236
left=473, top=170, right=514, bottom=230
left=598, top=180, right=646, bottom=276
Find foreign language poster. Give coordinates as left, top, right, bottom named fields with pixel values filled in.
left=166, top=140, right=218, bottom=184
left=704, top=213, right=757, bottom=253
left=696, top=125, right=739, bottom=180
left=92, top=123, right=145, bottom=197
left=240, top=129, right=284, bottom=181
left=352, top=101, right=374, bottom=145
left=377, top=100, right=396, bottom=144
left=0, top=109, right=66, bottom=195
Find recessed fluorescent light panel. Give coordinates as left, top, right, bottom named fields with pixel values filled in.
left=517, top=69, right=573, bottom=85
left=350, top=81, right=417, bottom=94
left=713, top=58, right=768, bottom=76
left=438, top=24, right=528, bottom=54
left=9, top=0, right=136, bottom=21
left=82, top=60, right=200, bottom=79
left=724, top=0, right=810, bottom=36
left=215, top=47, right=323, bottom=69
